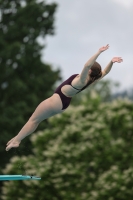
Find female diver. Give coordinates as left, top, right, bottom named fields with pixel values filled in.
left=6, top=44, right=123, bottom=151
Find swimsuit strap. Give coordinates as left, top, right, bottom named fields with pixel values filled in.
left=70, top=75, right=83, bottom=91
left=70, top=84, right=81, bottom=90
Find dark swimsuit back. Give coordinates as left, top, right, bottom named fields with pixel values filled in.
left=54, top=74, right=90, bottom=110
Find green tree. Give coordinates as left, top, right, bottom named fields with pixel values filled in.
left=1, top=96, right=133, bottom=200
left=0, top=0, right=60, bottom=171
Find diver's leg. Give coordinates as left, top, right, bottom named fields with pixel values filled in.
left=6, top=94, right=63, bottom=151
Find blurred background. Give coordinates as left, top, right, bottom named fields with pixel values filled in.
left=0, top=0, right=133, bottom=200
left=44, top=0, right=133, bottom=92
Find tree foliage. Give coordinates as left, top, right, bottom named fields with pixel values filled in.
left=1, top=95, right=133, bottom=200
left=0, top=0, right=60, bottom=169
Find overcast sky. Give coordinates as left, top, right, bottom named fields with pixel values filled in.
left=42, top=0, right=133, bottom=92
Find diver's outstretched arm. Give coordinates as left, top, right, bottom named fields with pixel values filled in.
left=101, top=57, right=123, bottom=78
left=80, top=44, right=109, bottom=84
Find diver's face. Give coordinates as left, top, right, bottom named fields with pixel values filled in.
left=88, top=69, right=92, bottom=75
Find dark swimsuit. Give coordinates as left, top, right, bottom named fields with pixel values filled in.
left=54, top=74, right=90, bottom=110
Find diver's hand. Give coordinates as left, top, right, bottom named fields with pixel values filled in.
left=99, top=44, right=109, bottom=53
left=112, top=57, right=123, bottom=63
left=6, top=137, right=21, bottom=151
